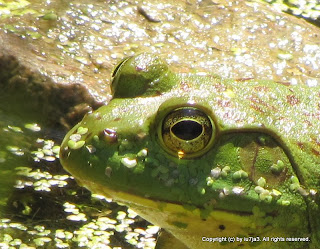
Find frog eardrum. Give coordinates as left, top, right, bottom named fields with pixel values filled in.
left=159, top=107, right=215, bottom=158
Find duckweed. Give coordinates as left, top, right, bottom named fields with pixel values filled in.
left=24, top=123, right=41, bottom=132
left=9, top=223, right=28, bottom=231
left=31, top=139, right=60, bottom=162
left=68, top=140, right=85, bottom=150
left=33, top=237, right=52, bottom=246
left=0, top=117, right=157, bottom=249
left=121, top=157, right=138, bottom=168
left=7, top=125, right=23, bottom=133
left=210, top=167, right=221, bottom=178
left=116, top=211, right=127, bottom=220
left=279, top=200, right=291, bottom=206
left=232, top=170, right=248, bottom=180
left=66, top=213, right=87, bottom=222
left=76, top=127, right=88, bottom=135
left=6, top=145, right=24, bottom=156
left=257, top=177, right=267, bottom=187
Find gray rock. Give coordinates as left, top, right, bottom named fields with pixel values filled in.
left=0, top=0, right=319, bottom=127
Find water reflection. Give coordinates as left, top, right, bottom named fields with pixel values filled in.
left=0, top=109, right=157, bottom=248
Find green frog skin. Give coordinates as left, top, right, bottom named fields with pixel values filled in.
left=60, top=53, right=320, bottom=249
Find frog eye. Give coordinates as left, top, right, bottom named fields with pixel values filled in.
left=111, top=53, right=175, bottom=98
left=159, top=107, right=216, bottom=159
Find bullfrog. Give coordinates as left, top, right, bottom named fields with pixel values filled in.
left=60, top=53, right=320, bottom=249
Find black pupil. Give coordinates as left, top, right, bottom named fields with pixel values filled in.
left=171, top=120, right=203, bottom=140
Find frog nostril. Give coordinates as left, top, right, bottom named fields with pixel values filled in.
left=171, top=120, right=203, bottom=140
left=218, top=224, right=225, bottom=230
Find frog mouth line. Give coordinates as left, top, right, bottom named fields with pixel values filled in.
left=77, top=174, right=313, bottom=241
left=77, top=175, right=287, bottom=219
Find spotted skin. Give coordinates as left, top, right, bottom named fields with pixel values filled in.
left=60, top=53, right=320, bottom=249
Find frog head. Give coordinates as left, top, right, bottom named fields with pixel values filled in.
left=60, top=53, right=320, bottom=249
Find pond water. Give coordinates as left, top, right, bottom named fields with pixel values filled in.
left=0, top=108, right=158, bottom=248
left=0, top=1, right=159, bottom=246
